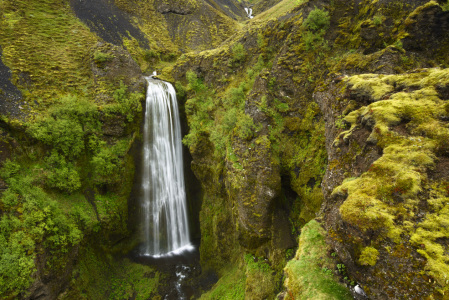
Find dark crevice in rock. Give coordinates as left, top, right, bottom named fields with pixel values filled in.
left=83, top=187, right=100, bottom=222
left=161, top=11, right=191, bottom=16
left=436, top=84, right=449, bottom=100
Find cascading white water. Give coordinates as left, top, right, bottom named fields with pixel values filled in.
left=244, top=7, right=254, bottom=19
left=141, top=77, right=191, bottom=257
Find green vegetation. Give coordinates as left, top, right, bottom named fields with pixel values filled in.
left=94, top=51, right=115, bottom=64
left=302, top=8, right=330, bottom=50
left=61, top=245, right=161, bottom=300
left=359, top=247, right=379, bottom=266
left=442, top=2, right=449, bottom=11
left=182, top=67, right=259, bottom=159
left=105, top=81, right=144, bottom=122
left=0, top=164, right=83, bottom=298
left=332, top=68, right=449, bottom=293
left=0, top=84, right=140, bottom=297
left=284, top=220, right=352, bottom=300
left=200, top=266, right=246, bottom=300
left=0, top=0, right=98, bottom=108
left=230, top=43, right=247, bottom=66
left=244, top=254, right=279, bottom=299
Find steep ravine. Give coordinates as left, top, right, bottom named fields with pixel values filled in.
left=1, top=0, right=449, bottom=299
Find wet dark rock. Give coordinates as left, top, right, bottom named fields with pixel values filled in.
left=156, top=0, right=197, bottom=15
left=70, top=0, right=149, bottom=47
left=0, top=47, right=24, bottom=119
left=437, top=83, right=449, bottom=100
left=204, top=0, right=247, bottom=20
left=90, top=42, right=146, bottom=96
left=402, top=3, right=449, bottom=56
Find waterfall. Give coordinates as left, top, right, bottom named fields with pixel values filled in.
left=141, top=78, right=191, bottom=257
left=244, top=7, right=254, bottom=19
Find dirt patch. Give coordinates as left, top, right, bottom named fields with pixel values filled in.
left=429, top=156, right=449, bottom=181
left=391, top=121, right=411, bottom=137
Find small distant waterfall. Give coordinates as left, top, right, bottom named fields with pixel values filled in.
left=141, top=78, right=191, bottom=257
left=244, top=7, right=254, bottom=19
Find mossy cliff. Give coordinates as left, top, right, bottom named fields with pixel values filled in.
left=170, top=0, right=449, bottom=298
left=1, top=0, right=449, bottom=298
left=0, top=0, right=241, bottom=298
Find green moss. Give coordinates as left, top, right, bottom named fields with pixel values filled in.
left=0, top=0, right=99, bottom=109
left=61, top=245, right=161, bottom=300
left=359, top=247, right=379, bottom=266
left=200, top=266, right=246, bottom=300
left=332, top=68, right=449, bottom=294
left=283, top=220, right=352, bottom=300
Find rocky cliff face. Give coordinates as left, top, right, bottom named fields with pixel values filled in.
left=1, top=0, right=449, bottom=299
left=171, top=0, right=449, bottom=298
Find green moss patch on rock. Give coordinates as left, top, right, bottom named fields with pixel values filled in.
left=323, top=68, right=449, bottom=298
left=283, top=219, right=352, bottom=300
left=60, top=245, right=161, bottom=300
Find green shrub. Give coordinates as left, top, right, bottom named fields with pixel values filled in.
left=302, top=8, right=330, bottom=51
left=91, top=139, right=130, bottom=184
left=93, top=51, right=114, bottom=64
left=143, top=49, right=159, bottom=62
left=186, top=70, right=206, bottom=93
left=29, top=117, right=85, bottom=158
left=235, top=113, right=256, bottom=140
left=175, top=81, right=186, bottom=99
left=45, top=151, right=81, bottom=193
left=303, top=8, right=330, bottom=32
left=0, top=169, right=83, bottom=298
left=372, top=14, right=383, bottom=25
left=230, top=43, right=246, bottom=65
left=28, top=95, right=100, bottom=159
left=105, top=81, right=143, bottom=122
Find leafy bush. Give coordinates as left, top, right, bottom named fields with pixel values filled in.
left=359, top=246, right=379, bottom=266
left=105, top=81, right=143, bottom=122
left=28, top=95, right=100, bottom=159
left=230, top=43, right=246, bottom=66
left=45, top=151, right=81, bottom=193
left=29, top=117, right=85, bottom=158
left=302, top=8, right=330, bottom=51
left=186, top=71, right=206, bottom=93
left=303, top=8, right=330, bottom=32
left=0, top=169, right=82, bottom=298
left=143, top=49, right=159, bottom=62
left=235, top=113, right=256, bottom=140
left=91, top=139, right=131, bottom=184
left=372, top=14, right=383, bottom=25
left=93, top=51, right=114, bottom=64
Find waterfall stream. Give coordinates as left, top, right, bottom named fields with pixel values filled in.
left=141, top=78, right=192, bottom=257
left=244, top=7, right=254, bottom=19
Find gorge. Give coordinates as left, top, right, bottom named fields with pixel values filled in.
left=0, top=0, right=449, bottom=299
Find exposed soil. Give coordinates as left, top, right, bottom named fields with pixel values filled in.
left=429, top=156, right=449, bottom=181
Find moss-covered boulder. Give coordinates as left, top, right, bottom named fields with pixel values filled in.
left=283, top=219, right=352, bottom=300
